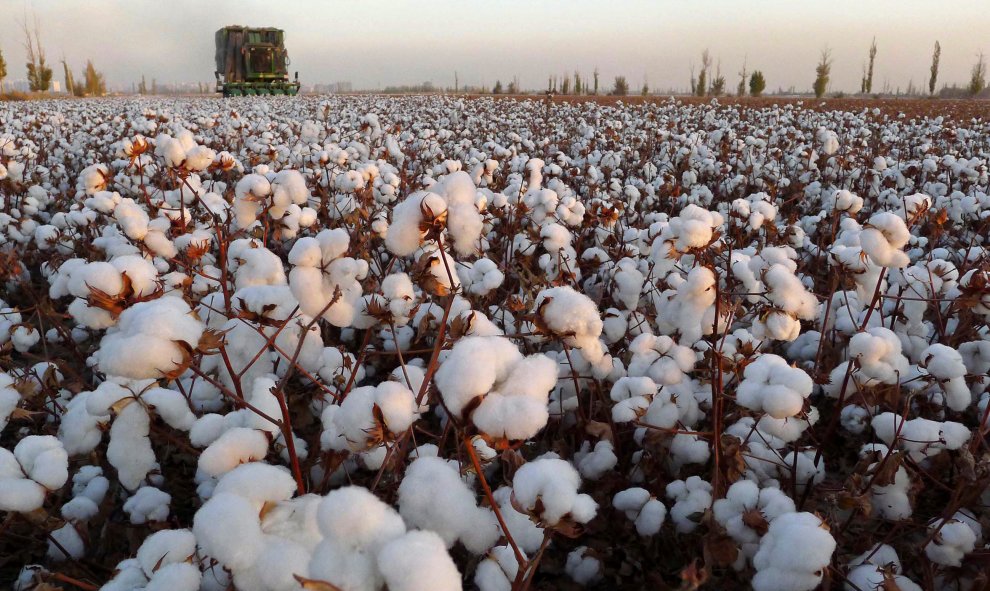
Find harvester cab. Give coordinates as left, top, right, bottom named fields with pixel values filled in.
left=215, top=26, right=300, bottom=97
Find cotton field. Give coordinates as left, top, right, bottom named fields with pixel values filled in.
left=0, top=95, right=988, bottom=591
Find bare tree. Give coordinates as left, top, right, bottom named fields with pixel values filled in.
left=928, top=41, right=941, bottom=95
left=593, top=67, right=599, bottom=95
left=737, top=57, right=748, bottom=97
left=697, top=49, right=712, bottom=96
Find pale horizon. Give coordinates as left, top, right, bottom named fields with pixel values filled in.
left=0, top=0, right=988, bottom=93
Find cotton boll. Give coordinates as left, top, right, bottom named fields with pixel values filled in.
left=666, top=476, right=713, bottom=533
left=613, top=487, right=666, bottom=536
left=123, top=486, right=171, bottom=524
left=193, top=492, right=265, bottom=572
left=47, top=523, right=85, bottom=561
left=925, top=516, right=977, bottom=566
left=535, top=286, right=607, bottom=365
left=860, top=212, right=910, bottom=268
left=752, top=512, right=835, bottom=591
left=565, top=546, right=602, bottom=586
left=512, top=458, right=597, bottom=526
left=14, top=435, right=69, bottom=490
left=713, top=480, right=795, bottom=559
left=575, top=440, right=617, bottom=480
left=95, top=298, right=204, bottom=380
left=136, top=529, right=197, bottom=577
left=475, top=545, right=521, bottom=591
left=145, top=562, right=202, bottom=591
left=919, top=344, right=970, bottom=411
left=398, top=456, right=499, bottom=554
left=198, top=428, right=270, bottom=479
left=736, top=354, right=813, bottom=418
left=317, top=486, right=405, bottom=551
left=377, top=530, right=463, bottom=591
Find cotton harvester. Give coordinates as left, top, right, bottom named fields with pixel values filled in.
left=215, top=26, right=300, bottom=97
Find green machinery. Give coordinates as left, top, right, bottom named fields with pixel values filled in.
left=215, top=26, right=300, bottom=97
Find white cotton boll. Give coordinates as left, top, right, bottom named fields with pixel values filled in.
left=198, top=428, right=270, bottom=479
left=867, top=462, right=911, bottom=520
left=136, top=529, right=197, bottom=577
left=475, top=545, right=521, bottom=591
left=0, top=376, right=20, bottom=433
left=193, top=492, right=265, bottom=572
left=752, top=512, right=835, bottom=591
left=288, top=228, right=365, bottom=327
left=535, top=286, right=605, bottom=363
left=308, top=536, right=379, bottom=591
left=613, top=488, right=666, bottom=536
left=270, top=169, right=310, bottom=218
left=317, top=486, right=405, bottom=551
left=713, top=480, right=795, bottom=558
left=575, top=440, right=617, bottom=480
left=0, top=476, right=46, bottom=512
left=14, top=435, right=68, bottom=490
left=95, top=298, right=204, bottom=379
left=377, top=530, right=463, bottom=591
left=666, top=476, right=713, bottom=533
left=919, top=344, right=970, bottom=411
left=398, top=456, right=499, bottom=554
left=736, top=354, right=813, bottom=418
left=48, top=523, right=85, bottom=561
left=213, top=462, right=296, bottom=507
left=925, top=517, right=977, bottom=566
left=434, top=336, right=556, bottom=440
left=106, top=402, right=156, bottom=491
left=123, top=486, right=171, bottom=524
left=565, top=546, right=602, bottom=585
left=860, top=212, right=910, bottom=268
left=871, top=413, right=970, bottom=460
left=61, top=496, right=99, bottom=521
left=512, top=458, right=597, bottom=526
left=145, top=562, right=202, bottom=591
left=142, top=387, right=196, bottom=430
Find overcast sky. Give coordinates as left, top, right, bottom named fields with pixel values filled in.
left=1, top=0, right=987, bottom=92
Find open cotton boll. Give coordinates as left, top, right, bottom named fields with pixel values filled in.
left=136, top=528, right=197, bottom=577
left=144, top=562, right=201, bottom=591
left=0, top=374, right=21, bottom=433
left=213, top=462, right=297, bottom=510
left=475, top=545, right=522, bottom=591
left=48, top=523, right=85, bottom=560
left=288, top=228, right=367, bottom=327
left=612, top=487, right=666, bottom=536
left=512, top=458, right=597, bottom=526
left=197, top=428, right=270, bottom=480
left=13, top=435, right=69, bottom=490
left=270, top=169, right=310, bottom=219
left=866, top=461, right=912, bottom=520
left=752, top=512, right=836, bottom=591
left=317, top=486, right=406, bottom=551
left=322, top=381, right=418, bottom=453
left=575, top=440, right=618, bottom=480
left=919, top=344, right=970, bottom=411
left=95, top=298, right=204, bottom=379
left=377, top=530, right=463, bottom=591
left=434, top=336, right=557, bottom=441
left=193, top=492, right=266, bottom=572
left=123, top=486, right=171, bottom=524
left=713, top=480, right=795, bottom=558
left=385, top=191, right=449, bottom=256
left=0, top=447, right=47, bottom=512
left=736, top=354, right=813, bottom=418
left=925, top=515, right=978, bottom=566
left=535, top=285, right=608, bottom=367
left=565, top=546, right=602, bottom=586
left=666, top=476, right=713, bottom=533
left=860, top=212, right=911, bottom=268
left=871, top=413, right=970, bottom=461
left=398, top=456, right=499, bottom=554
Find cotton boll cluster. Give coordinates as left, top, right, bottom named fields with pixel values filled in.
left=3, top=94, right=990, bottom=589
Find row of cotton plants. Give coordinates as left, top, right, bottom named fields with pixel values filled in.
left=0, top=94, right=987, bottom=591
